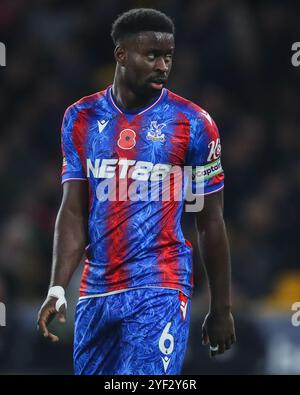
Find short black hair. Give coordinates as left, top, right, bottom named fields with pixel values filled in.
left=111, top=8, right=175, bottom=45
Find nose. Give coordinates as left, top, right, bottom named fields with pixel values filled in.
left=155, top=56, right=169, bottom=72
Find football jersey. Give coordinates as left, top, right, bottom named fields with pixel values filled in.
left=61, top=86, right=224, bottom=298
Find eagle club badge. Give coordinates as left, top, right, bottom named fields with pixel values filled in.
left=146, top=121, right=166, bottom=142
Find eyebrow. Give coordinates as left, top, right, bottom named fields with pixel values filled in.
left=145, top=47, right=175, bottom=53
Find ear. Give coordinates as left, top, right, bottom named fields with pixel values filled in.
left=114, top=45, right=127, bottom=66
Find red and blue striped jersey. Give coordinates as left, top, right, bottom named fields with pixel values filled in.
left=61, top=86, right=224, bottom=298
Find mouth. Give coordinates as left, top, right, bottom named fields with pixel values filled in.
left=149, top=78, right=167, bottom=90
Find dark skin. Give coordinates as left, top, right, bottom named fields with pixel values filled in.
left=112, top=32, right=175, bottom=110
left=37, top=181, right=88, bottom=342
left=37, top=31, right=236, bottom=356
left=196, top=190, right=236, bottom=357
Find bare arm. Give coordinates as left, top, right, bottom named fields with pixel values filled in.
left=37, top=180, right=88, bottom=342
left=50, top=181, right=89, bottom=287
left=195, top=190, right=236, bottom=356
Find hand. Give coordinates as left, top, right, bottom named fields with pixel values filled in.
left=37, top=297, right=66, bottom=343
left=202, top=310, right=236, bottom=357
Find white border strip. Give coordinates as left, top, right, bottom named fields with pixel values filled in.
left=109, top=87, right=165, bottom=116
left=138, top=89, right=165, bottom=116
left=79, top=285, right=189, bottom=300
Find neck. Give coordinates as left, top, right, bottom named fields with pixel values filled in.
left=112, top=68, right=161, bottom=112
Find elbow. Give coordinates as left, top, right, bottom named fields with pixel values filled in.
left=196, top=213, right=225, bottom=235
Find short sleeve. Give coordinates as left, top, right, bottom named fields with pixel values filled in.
left=61, top=105, right=87, bottom=184
left=186, top=110, right=224, bottom=195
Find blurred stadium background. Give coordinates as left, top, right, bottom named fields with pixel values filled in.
left=0, top=0, right=300, bottom=374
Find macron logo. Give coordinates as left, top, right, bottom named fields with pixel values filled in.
left=98, top=120, right=109, bottom=133
left=162, top=356, right=171, bottom=372
left=180, top=301, right=187, bottom=320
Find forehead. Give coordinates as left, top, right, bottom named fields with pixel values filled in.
left=126, top=31, right=175, bottom=52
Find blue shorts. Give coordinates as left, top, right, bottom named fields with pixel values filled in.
left=73, top=288, right=191, bottom=375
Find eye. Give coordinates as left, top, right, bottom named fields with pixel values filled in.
left=165, top=54, right=173, bottom=61
left=147, top=53, right=155, bottom=61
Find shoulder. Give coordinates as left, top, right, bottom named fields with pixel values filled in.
left=167, top=90, right=219, bottom=140
left=167, top=90, right=210, bottom=121
left=64, top=88, right=108, bottom=119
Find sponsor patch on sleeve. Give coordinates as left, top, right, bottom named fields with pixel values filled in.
left=192, top=158, right=223, bottom=183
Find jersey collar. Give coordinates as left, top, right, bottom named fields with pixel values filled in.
left=107, top=86, right=167, bottom=117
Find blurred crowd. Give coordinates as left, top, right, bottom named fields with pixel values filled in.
left=0, top=0, right=300, bottom=374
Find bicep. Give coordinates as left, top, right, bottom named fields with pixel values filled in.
left=195, top=190, right=224, bottom=232
left=61, top=180, right=89, bottom=219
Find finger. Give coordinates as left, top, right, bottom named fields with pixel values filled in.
left=57, top=306, right=66, bottom=324
left=38, top=318, right=49, bottom=337
left=38, top=320, right=59, bottom=342
left=37, top=307, right=58, bottom=340
left=58, top=313, right=66, bottom=324
left=217, top=342, right=226, bottom=355
left=231, top=332, right=237, bottom=344
left=47, top=332, right=60, bottom=343
left=202, top=326, right=209, bottom=345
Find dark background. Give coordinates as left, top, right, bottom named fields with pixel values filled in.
left=0, top=0, right=300, bottom=374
